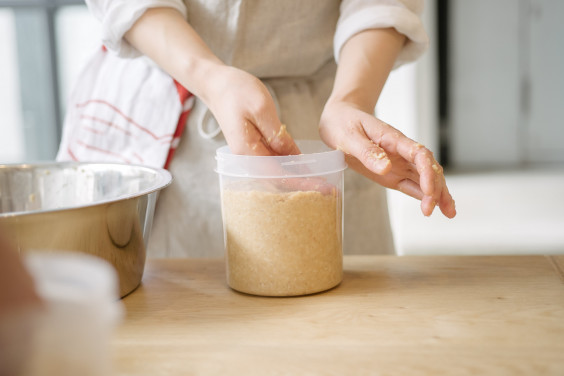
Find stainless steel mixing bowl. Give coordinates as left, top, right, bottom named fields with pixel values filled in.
left=0, top=162, right=172, bottom=297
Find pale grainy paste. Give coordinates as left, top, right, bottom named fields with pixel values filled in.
left=222, top=187, right=342, bottom=296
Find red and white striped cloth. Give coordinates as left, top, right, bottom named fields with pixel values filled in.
left=57, top=47, right=194, bottom=169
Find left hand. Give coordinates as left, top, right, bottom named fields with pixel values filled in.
left=319, top=100, right=456, bottom=218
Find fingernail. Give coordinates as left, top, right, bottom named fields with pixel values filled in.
left=376, top=158, right=391, bottom=173
left=370, top=151, right=390, bottom=172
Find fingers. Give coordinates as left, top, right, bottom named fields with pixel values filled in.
left=438, top=186, right=457, bottom=218
left=378, top=128, right=435, bottom=198
left=224, top=119, right=300, bottom=157
left=251, top=93, right=300, bottom=156
left=263, top=123, right=301, bottom=156
left=332, top=121, right=392, bottom=175
left=210, top=68, right=300, bottom=157
left=353, top=116, right=456, bottom=218
left=224, top=120, right=274, bottom=156
left=320, top=103, right=456, bottom=219
left=384, top=131, right=456, bottom=218
left=397, top=178, right=424, bottom=201
left=368, top=120, right=436, bottom=196
left=420, top=195, right=436, bottom=217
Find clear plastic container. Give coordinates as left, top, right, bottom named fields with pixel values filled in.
left=216, top=140, right=346, bottom=296
left=22, top=252, right=123, bottom=376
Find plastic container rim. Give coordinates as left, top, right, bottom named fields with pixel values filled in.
left=215, top=141, right=347, bottom=178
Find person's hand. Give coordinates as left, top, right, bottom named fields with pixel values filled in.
left=206, top=67, right=340, bottom=194
left=319, top=100, right=456, bottom=218
left=205, top=65, right=300, bottom=156
left=124, top=8, right=299, bottom=157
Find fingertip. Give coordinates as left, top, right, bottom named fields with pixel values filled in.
left=435, top=198, right=455, bottom=218
left=289, top=141, right=302, bottom=155
left=422, top=207, right=433, bottom=217
left=439, top=191, right=456, bottom=218
left=421, top=196, right=435, bottom=217
left=268, top=124, right=301, bottom=155
left=443, top=200, right=457, bottom=219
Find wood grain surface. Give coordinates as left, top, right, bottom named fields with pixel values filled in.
left=112, top=256, right=564, bottom=375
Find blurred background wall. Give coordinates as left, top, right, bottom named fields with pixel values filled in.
left=1, top=0, right=563, bottom=255
left=0, top=1, right=100, bottom=163
left=379, top=0, right=564, bottom=255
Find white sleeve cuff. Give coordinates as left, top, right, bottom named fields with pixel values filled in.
left=334, top=2, right=429, bottom=68
left=87, top=0, right=187, bottom=58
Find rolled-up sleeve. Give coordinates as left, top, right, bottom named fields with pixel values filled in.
left=86, top=0, right=187, bottom=58
left=334, top=0, right=429, bottom=68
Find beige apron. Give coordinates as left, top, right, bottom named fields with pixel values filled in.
left=148, top=0, right=395, bottom=256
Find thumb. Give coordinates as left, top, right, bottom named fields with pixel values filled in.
left=253, top=100, right=300, bottom=156
left=264, top=123, right=301, bottom=156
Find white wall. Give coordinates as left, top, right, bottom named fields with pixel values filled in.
left=450, top=0, right=564, bottom=168
left=0, top=5, right=100, bottom=164
left=382, top=0, right=564, bottom=256
left=0, top=9, right=25, bottom=163
left=526, top=0, right=564, bottom=164
left=55, top=5, right=102, bottom=115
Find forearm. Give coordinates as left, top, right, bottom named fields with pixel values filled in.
left=124, top=7, right=225, bottom=105
left=328, top=28, right=405, bottom=113
left=125, top=7, right=299, bottom=156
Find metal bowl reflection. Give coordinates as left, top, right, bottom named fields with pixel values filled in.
left=0, top=162, right=172, bottom=297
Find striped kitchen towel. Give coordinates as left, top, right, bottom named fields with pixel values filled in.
left=57, top=47, right=194, bottom=169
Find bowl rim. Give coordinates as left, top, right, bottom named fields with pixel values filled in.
left=0, top=161, right=172, bottom=218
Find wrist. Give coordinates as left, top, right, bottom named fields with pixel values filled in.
left=178, top=59, right=228, bottom=105
left=324, top=92, right=375, bottom=115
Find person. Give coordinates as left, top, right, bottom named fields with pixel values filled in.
left=57, top=0, right=456, bottom=257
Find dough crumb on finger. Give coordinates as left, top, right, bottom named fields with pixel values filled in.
left=371, top=151, right=387, bottom=160
left=277, top=124, right=288, bottom=138
left=409, top=143, right=425, bottom=159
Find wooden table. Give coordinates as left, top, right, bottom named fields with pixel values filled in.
left=112, top=256, right=564, bottom=375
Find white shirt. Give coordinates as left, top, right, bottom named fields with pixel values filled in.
left=88, top=0, right=428, bottom=70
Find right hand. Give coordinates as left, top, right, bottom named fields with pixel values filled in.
left=203, top=67, right=341, bottom=195
left=204, top=66, right=300, bottom=156
left=124, top=8, right=299, bottom=157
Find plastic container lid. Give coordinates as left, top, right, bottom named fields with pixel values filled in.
left=216, top=140, right=346, bottom=178
left=22, top=252, right=123, bottom=376
left=25, top=252, right=122, bottom=323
